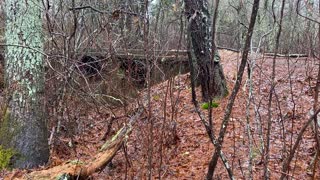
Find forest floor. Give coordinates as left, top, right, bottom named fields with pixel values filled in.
left=1, top=50, right=319, bottom=179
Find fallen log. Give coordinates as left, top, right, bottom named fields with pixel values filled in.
left=217, top=46, right=240, bottom=53
left=263, top=52, right=308, bottom=58
left=6, top=107, right=144, bottom=180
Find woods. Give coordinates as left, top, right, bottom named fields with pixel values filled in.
left=0, top=0, right=320, bottom=179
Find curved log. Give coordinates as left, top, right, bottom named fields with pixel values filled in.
left=6, top=107, right=144, bottom=180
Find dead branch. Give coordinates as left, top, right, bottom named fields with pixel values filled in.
left=280, top=108, right=320, bottom=180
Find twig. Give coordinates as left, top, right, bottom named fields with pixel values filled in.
left=269, top=167, right=296, bottom=179
left=265, top=1, right=286, bottom=178
left=0, top=44, right=48, bottom=56
left=206, top=0, right=261, bottom=179
left=280, top=108, right=320, bottom=180
left=186, top=9, right=234, bottom=180
left=238, top=159, right=246, bottom=180
left=69, top=6, right=142, bottom=18
left=296, top=0, right=320, bottom=24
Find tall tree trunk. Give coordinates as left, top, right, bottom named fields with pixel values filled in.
left=0, top=0, right=49, bottom=168
left=184, top=0, right=228, bottom=102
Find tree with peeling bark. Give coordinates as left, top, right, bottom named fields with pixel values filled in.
left=184, top=0, right=228, bottom=102
left=0, top=0, right=49, bottom=168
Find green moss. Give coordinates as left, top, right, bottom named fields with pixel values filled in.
left=223, top=89, right=229, bottom=97
left=0, top=146, right=15, bottom=170
left=117, top=69, right=125, bottom=78
left=153, top=94, right=160, bottom=101
left=0, top=108, right=20, bottom=168
left=0, top=108, right=22, bottom=151
left=68, top=160, right=84, bottom=165
left=56, top=173, right=71, bottom=180
left=0, top=108, right=12, bottom=146
left=0, top=71, right=3, bottom=89
left=100, top=127, right=124, bottom=151
left=3, top=107, right=10, bottom=122
left=201, top=101, right=219, bottom=109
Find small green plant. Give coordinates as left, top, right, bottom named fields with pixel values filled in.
left=201, top=101, right=219, bottom=109
left=0, top=145, right=15, bottom=170
left=153, top=94, right=160, bottom=101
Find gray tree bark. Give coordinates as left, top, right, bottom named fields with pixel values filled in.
left=0, top=0, right=49, bottom=168
left=184, top=0, right=228, bottom=102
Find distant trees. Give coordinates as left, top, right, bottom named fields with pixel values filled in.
left=0, top=0, right=49, bottom=168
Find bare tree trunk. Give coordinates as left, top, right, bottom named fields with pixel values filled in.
left=0, top=0, right=49, bottom=168
left=141, top=0, right=153, bottom=179
left=184, top=0, right=227, bottom=102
